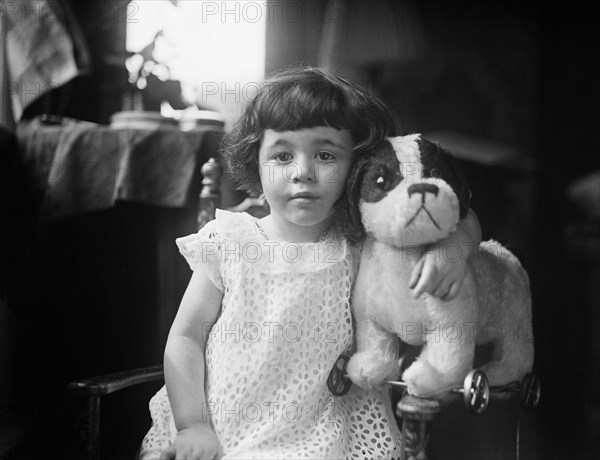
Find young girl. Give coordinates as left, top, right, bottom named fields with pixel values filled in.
left=140, top=66, right=482, bottom=460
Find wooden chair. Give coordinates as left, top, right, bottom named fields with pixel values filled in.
left=67, top=365, right=165, bottom=460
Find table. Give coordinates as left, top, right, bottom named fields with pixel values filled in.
left=16, top=117, right=223, bottom=221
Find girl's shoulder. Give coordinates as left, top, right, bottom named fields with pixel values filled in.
left=211, top=209, right=261, bottom=242
left=175, top=210, right=257, bottom=269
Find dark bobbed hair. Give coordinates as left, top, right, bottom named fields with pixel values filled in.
left=221, top=65, right=398, bottom=197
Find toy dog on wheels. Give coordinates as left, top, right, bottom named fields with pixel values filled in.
left=328, top=134, right=540, bottom=459
left=338, top=134, right=536, bottom=400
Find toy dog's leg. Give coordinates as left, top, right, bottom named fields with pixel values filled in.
left=346, top=317, right=400, bottom=390
left=476, top=241, right=535, bottom=387
left=481, top=322, right=534, bottom=387
left=402, top=331, right=475, bottom=398
left=402, top=295, right=478, bottom=398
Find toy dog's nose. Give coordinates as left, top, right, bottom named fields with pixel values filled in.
left=408, top=183, right=439, bottom=197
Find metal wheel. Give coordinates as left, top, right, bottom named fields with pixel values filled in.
left=327, top=354, right=353, bottom=396
left=463, top=369, right=490, bottom=415
left=520, top=372, right=541, bottom=411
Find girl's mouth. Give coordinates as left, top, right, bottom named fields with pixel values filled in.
left=290, top=193, right=318, bottom=202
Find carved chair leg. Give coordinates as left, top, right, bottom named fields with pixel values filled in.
left=397, top=395, right=441, bottom=460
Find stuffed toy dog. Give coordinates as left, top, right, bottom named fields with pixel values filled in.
left=342, top=134, right=534, bottom=398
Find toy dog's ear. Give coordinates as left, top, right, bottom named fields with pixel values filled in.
left=336, top=154, right=371, bottom=244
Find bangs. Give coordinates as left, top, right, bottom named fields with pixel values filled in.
left=256, top=83, right=358, bottom=134
left=247, top=68, right=395, bottom=152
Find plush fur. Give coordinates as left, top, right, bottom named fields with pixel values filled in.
left=343, top=134, right=534, bottom=398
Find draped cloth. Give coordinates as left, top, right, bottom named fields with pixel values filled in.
left=1, top=0, right=90, bottom=128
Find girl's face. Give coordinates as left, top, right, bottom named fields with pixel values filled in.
left=258, top=126, right=355, bottom=229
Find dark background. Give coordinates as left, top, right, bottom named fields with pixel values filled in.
left=1, top=0, right=598, bottom=458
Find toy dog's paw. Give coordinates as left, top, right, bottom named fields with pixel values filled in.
left=402, top=359, right=446, bottom=397
left=346, top=352, right=399, bottom=390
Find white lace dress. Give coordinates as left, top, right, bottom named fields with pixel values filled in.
left=140, top=210, right=401, bottom=459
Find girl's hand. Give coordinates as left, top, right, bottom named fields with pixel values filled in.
left=408, top=243, right=468, bottom=301
left=160, top=424, right=222, bottom=460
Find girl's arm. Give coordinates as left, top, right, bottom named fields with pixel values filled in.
left=160, top=267, right=224, bottom=460
left=409, top=208, right=482, bottom=300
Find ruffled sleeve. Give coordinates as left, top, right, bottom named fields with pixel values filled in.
left=175, top=219, right=223, bottom=292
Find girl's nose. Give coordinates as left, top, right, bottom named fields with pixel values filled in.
left=290, top=158, right=316, bottom=182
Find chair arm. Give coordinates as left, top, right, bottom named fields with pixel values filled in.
left=67, top=365, right=163, bottom=396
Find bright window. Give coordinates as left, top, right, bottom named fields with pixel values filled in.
left=126, top=0, right=266, bottom=126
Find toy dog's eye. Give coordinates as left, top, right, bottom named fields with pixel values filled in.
left=375, top=174, right=394, bottom=191
left=360, top=163, right=403, bottom=203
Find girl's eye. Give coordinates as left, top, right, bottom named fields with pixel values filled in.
left=273, top=152, right=293, bottom=162
left=316, top=151, right=335, bottom=161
